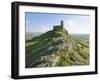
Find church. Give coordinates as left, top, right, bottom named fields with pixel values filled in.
left=53, top=20, right=64, bottom=30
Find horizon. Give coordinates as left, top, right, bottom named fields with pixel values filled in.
left=25, top=12, right=90, bottom=34
left=25, top=32, right=90, bottom=35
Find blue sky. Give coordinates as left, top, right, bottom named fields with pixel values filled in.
left=25, top=12, right=90, bottom=34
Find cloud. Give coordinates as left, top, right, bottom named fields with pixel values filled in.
left=64, top=20, right=76, bottom=34
left=64, top=19, right=90, bottom=34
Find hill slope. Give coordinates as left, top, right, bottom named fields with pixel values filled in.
left=25, top=26, right=89, bottom=68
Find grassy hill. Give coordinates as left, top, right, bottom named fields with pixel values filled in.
left=25, top=26, right=89, bottom=68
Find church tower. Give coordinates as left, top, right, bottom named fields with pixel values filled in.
left=61, top=20, right=64, bottom=29
left=61, top=20, right=63, bottom=27
left=53, top=20, right=64, bottom=30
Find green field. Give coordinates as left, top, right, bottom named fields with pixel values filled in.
left=71, top=34, right=89, bottom=47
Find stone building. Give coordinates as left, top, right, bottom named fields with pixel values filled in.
left=53, top=20, right=64, bottom=30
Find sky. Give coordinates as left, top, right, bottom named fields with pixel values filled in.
left=25, top=12, right=90, bottom=34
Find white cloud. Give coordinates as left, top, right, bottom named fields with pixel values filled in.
left=64, top=19, right=90, bottom=34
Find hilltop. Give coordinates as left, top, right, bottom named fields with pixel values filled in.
left=26, top=21, right=89, bottom=68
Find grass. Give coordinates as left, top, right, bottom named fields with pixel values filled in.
left=25, top=31, right=89, bottom=68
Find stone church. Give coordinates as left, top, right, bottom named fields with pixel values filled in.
left=53, top=20, right=64, bottom=30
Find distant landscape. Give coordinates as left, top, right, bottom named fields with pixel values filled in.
left=25, top=21, right=89, bottom=68
left=26, top=33, right=89, bottom=47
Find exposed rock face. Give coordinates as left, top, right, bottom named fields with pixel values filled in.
left=26, top=21, right=89, bottom=68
